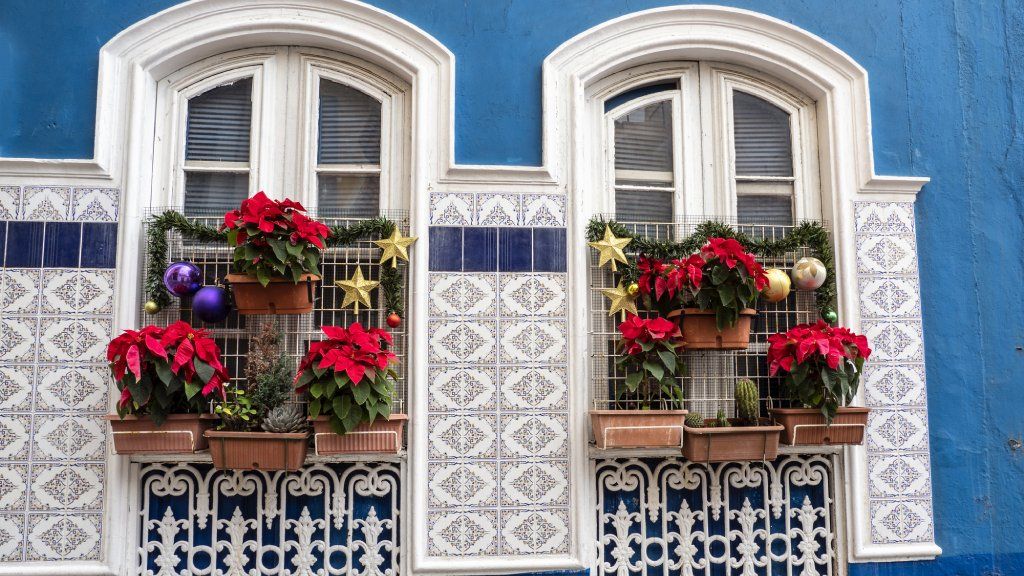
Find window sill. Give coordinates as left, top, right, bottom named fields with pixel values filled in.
left=588, top=444, right=842, bottom=459
left=127, top=450, right=406, bottom=464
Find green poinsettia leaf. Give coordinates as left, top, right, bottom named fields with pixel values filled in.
left=309, top=398, right=322, bottom=419
left=352, top=381, right=372, bottom=405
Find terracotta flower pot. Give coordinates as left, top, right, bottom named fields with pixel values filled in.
left=769, top=407, right=870, bottom=446
left=204, top=430, right=309, bottom=470
left=590, top=410, right=688, bottom=449
left=226, top=273, right=320, bottom=315
left=312, top=415, right=407, bottom=455
left=681, top=308, right=756, bottom=350
left=106, top=414, right=217, bottom=454
left=682, top=419, right=784, bottom=463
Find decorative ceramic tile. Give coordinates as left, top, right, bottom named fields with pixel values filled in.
left=499, top=320, right=567, bottom=364
left=31, top=415, right=105, bottom=461
left=429, top=273, right=497, bottom=317
left=498, top=273, right=567, bottom=317
left=0, top=365, right=34, bottom=412
left=855, top=235, right=918, bottom=275
left=500, top=413, right=568, bottom=458
left=475, top=193, right=522, bottom=226
left=864, top=364, right=927, bottom=407
left=500, top=366, right=567, bottom=410
left=71, top=188, right=119, bottom=222
left=0, top=269, right=41, bottom=315
left=428, top=462, right=498, bottom=508
left=858, top=276, right=921, bottom=319
left=866, top=409, right=930, bottom=452
left=500, top=461, right=569, bottom=506
left=37, top=317, right=111, bottom=363
left=29, top=463, right=103, bottom=510
left=26, top=513, right=102, bottom=560
left=20, top=186, right=72, bottom=221
left=428, top=510, right=498, bottom=556
left=0, top=318, right=37, bottom=362
left=0, top=186, right=19, bottom=219
left=854, top=202, right=915, bottom=235
left=429, top=193, right=474, bottom=225
left=428, top=320, right=497, bottom=364
left=862, top=321, right=924, bottom=362
left=428, top=414, right=498, bottom=459
left=0, top=465, right=28, bottom=510
left=41, top=269, right=114, bottom=315
left=428, top=367, right=497, bottom=412
left=501, top=508, right=570, bottom=554
left=868, top=499, right=934, bottom=544
left=0, top=415, right=30, bottom=460
left=522, top=194, right=567, bottom=227
left=868, top=453, right=932, bottom=498
left=0, top=513, right=25, bottom=561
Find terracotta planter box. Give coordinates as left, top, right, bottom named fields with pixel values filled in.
left=105, top=414, right=216, bottom=454
left=681, top=308, right=756, bottom=350
left=769, top=407, right=870, bottom=446
left=590, top=410, right=687, bottom=449
left=204, top=430, right=309, bottom=470
left=682, top=419, right=783, bottom=463
left=226, top=273, right=320, bottom=315
left=312, top=415, right=407, bottom=454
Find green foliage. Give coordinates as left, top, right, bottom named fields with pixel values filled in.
left=245, top=322, right=295, bottom=418
left=299, top=366, right=398, bottom=435
left=715, top=409, right=731, bottom=428
left=734, top=379, right=760, bottom=425
left=785, top=354, right=866, bottom=424
left=684, top=412, right=706, bottom=429
left=615, top=332, right=684, bottom=409
left=214, top=389, right=257, bottom=431
left=691, top=256, right=760, bottom=330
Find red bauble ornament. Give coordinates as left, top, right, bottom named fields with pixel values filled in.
left=386, top=313, right=401, bottom=328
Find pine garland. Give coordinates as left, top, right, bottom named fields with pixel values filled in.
left=585, top=217, right=837, bottom=316
left=146, top=210, right=408, bottom=315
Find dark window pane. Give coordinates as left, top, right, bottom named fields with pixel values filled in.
left=317, top=174, right=380, bottom=218
left=318, top=80, right=382, bottom=165
left=615, top=188, right=673, bottom=223
left=185, top=79, right=252, bottom=162
left=733, top=91, right=793, bottom=177
left=184, top=172, right=249, bottom=215
left=614, top=101, right=673, bottom=174
left=737, top=195, right=793, bottom=226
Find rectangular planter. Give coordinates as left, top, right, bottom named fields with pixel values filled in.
left=681, top=308, right=755, bottom=350
left=105, top=414, right=216, bottom=454
left=226, top=273, right=320, bottom=315
left=312, top=414, right=407, bottom=454
left=682, top=419, right=783, bottom=463
left=204, top=430, right=309, bottom=470
left=590, top=409, right=688, bottom=449
left=769, top=407, right=870, bottom=445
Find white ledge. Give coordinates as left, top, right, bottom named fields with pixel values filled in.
left=0, top=562, right=115, bottom=576
left=588, top=444, right=843, bottom=460
left=128, top=450, right=406, bottom=464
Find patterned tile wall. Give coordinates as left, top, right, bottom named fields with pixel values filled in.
left=425, top=192, right=572, bottom=558
left=0, top=185, right=119, bottom=563
left=854, top=202, right=935, bottom=545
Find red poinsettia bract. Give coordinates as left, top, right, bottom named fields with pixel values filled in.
left=767, top=320, right=871, bottom=375
left=160, top=321, right=230, bottom=399
left=636, top=255, right=706, bottom=302
left=618, top=314, right=678, bottom=355
left=297, top=323, right=396, bottom=388
left=700, top=237, right=769, bottom=291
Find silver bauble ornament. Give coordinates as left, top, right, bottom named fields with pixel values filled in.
left=791, top=257, right=827, bottom=291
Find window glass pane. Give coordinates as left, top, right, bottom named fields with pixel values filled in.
left=614, top=100, right=673, bottom=175
left=185, top=78, right=252, bottom=162
left=318, top=80, right=382, bottom=165
left=737, top=194, right=793, bottom=226
left=318, top=174, right=380, bottom=218
left=184, top=172, right=249, bottom=215
left=615, top=188, right=673, bottom=223
left=733, top=91, right=792, bottom=177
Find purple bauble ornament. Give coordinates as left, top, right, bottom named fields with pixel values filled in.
left=192, top=286, right=232, bottom=323
left=163, top=262, right=203, bottom=297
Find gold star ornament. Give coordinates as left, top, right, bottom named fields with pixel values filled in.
left=374, top=228, right=418, bottom=268
left=588, top=225, right=631, bottom=272
left=334, top=267, right=379, bottom=313
left=601, top=280, right=638, bottom=318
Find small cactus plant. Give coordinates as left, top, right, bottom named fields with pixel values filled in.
left=684, top=412, right=705, bottom=428
left=734, top=379, right=760, bottom=426
left=715, top=408, right=731, bottom=428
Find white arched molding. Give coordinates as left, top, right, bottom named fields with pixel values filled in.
left=546, top=5, right=940, bottom=564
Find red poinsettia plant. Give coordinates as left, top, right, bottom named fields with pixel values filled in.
left=635, top=255, right=706, bottom=314
left=222, top=191, right=332, bottom=286
left=295, top=323, right=398, bottom=434
left=767, top=320, right=871, bottom=422
left=107, top=321, right=229, bottom=424
left=615, top=314, right=684, bottom=409
left=686, top=237, right=769, bottom=330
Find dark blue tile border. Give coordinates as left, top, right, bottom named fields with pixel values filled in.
left=533, top=227, right=567, bottom=272
left=4, top=221, right=44, bottom=267
left=0, top=220, right=119, bottom=269
left=43, top=221, right=82, bottom=268
left=80, top=222, right=119, bottom=268
left=499, top=228, right=532, bottom=271
left=428, top=225, right=566, bottom=273
left=428, top=226, right=463, bottom=271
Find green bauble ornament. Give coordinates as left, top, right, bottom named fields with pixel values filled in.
left=144, top=301, right=161, bottom=314
left=823, top=309, right=838, bottom=324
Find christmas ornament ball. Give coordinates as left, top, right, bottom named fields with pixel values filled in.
left=163, top=262, right=203, bottom=297
left=627, top=282, right=639, bottom=296
left=823, top=309, right=839, bottom=324
left=192, top=286, right=232, bottom=323
left=791, top=257, right=827, bottom=291
left=386, top=313, right=402, bottom=328
left=144, top=300, right=161, bottom=315
left=761, top=268, right=792, bottom=303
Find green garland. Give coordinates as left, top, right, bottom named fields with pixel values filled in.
left=146, top=210, right=407, bottom=316
left=585, top=217, right=837, bottom=316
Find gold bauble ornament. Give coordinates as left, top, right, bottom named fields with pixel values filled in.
left=374, top=228, right=418, bottom=268
left=144, top=301, right=161, bottom=314
left=761, top=268, right=792, bottom=303
left=335, top=267, right=380, bottom=313
left=791, top=257, right=827, bottom=291
left=588, top=225, right=631, bottom=272
left=601, top=281, right=638, bottom=318
left=627, top=282, right=639, bottom=295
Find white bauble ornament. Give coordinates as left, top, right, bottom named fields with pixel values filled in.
left=791, top=257, right=827, bottom=290
left=761, top=268, right=792, bottom=302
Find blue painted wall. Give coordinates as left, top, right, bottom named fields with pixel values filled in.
left=1, top=1, right=1022, bottom=574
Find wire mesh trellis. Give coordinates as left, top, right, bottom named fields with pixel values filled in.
left=142, top=208, right=410, bottom=416
left=589, top=215, right=825, bottom=421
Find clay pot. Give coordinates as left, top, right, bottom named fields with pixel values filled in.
left=105, top=414, right=217, bottom=454
left=769, top=407, right=870, bottom=445
left=204, top=430, right=309, bottom=470
left=681, top=308, right=756, bottom=350
left=226, top=273, right=320, bottom=315
left=311, top=415, right=407, bottom=455
left=590, top=410, right=688, bottom=449
left=682, top=418, right=783, bottom=463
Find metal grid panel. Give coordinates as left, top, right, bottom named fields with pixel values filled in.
left=143, top=209, right=410, bottom=414
left=589, top=216, right=823, bottom=420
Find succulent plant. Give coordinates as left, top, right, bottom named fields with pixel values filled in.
left=735, top=379, right=760, bottom=425
left=715, top=408, right=731, bottom=428
left=262, top=402, right=307, bottom=433
left=246, top=322, right=307, bottom=433
left=684, top=412, right=705, bottom=428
